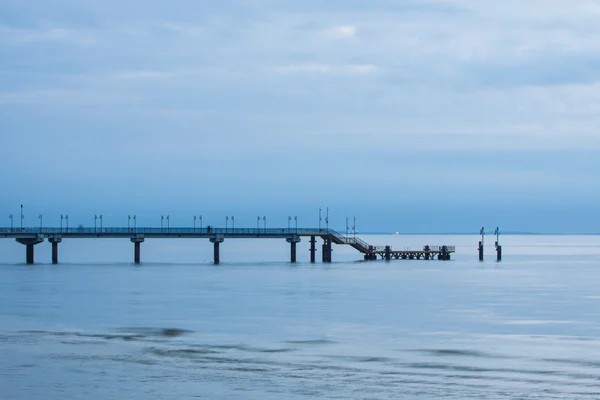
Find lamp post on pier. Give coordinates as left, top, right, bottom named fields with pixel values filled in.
left=194, top=216, right=197, bottom=230
left=133, top=215, right=137, bottom=231
left=288, top=216, right=291, bottom=231
left=38, top=214, right=43, bottom=231
left=128, top=215, right=131, bottom=230
left=346, top=217, right=349, bottom=238
left=20, top=204, right=24, bottom=230
left=353, top=216, right=356, bottom=241
left=326, top=207, right=329, bottom=231
left=9, top=214, right=13, bottom=231
left=319, top=208, right=322, bottom=231
left=231, top=216, right=234, bottom=231
left=166, top=215, right=170, bottom=232
left=226, top=216, right=229, bottom=232
left=257, top=216, right=260, bottom=231
left=294, top=216, right=297, bottom=233
left=99, top=215, right=103, bottom=231
left=263, top=216, right=266, bottom=233
left=65, top=215, right=69, bottom=231
left=95, top=215, right=98, bottom=232
left=161, top=215, right=164, bottom=231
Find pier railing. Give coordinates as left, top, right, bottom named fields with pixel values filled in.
left=0, top=226, right=345, bottom=236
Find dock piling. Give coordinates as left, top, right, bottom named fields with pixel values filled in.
left=130, top=237, right=145, bottom=264
left=210, top=237, right=224, bottom=265
left=309, top=236, right=316, bottom=263
left=16, top=237, right=44, bottom=265
left=286, top=236, right=301, bottom=263
left=495, top=227, right=502, bottom=262
left=49, top=236, right=62, bottom=264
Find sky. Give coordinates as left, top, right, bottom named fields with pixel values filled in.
left=1, top=0, right=599, bottom=233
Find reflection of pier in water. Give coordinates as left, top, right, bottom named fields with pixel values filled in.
left=1, top=227, right=455, bottom=265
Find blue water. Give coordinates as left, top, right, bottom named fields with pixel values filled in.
left=1, top=235, right=600, bottom=399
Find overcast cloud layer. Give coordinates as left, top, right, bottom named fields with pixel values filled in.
left=1, top=0, right=599, bottom=233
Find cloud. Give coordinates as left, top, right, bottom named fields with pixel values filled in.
left=273, top=64, right=376, bottom=75
left=326, top=25, right=357, bottom=38
left=0, top=25, right=97, bottom=46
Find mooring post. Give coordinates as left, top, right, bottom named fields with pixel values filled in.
left=130, top=236, right=145, bottom=264
left=309, top=236, right=316, bottom=263
left=385, top=246, right=391, bottom=261
left=49, top=236, right=62, bottom=264
left=210, top=236, right=224, bottom=265
left=495, top=227, right=502, bottom=262
left=479, top=226, right=485, bottom=261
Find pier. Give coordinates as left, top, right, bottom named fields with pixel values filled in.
left=1, top=227, right=455, bottom=265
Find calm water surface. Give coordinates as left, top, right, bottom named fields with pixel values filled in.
left=1, top=234, right=600, bottom=399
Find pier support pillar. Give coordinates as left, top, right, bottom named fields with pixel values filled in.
left=309, top=236, right=316, bottom=263
left=385, top=246, right=391, bottom=261
left=26, top=244, right=34, bottom=264
left=478, top=241, right=484, bottom=261
left=52, top=242, right=58, bottom=264
left=49, top=236, right=62, bottom=264
left=210, top=236, right=224, bottom=265
left=291, top=241, right=296, bottom=263
left=423, top=245, right=430, bottom=260
left=130, top=236, right=145, bottom=264
left=286, top=236, right=301, bottom=263
left=441, top=245, right=450, bottom=261
left=322, top=236, right=332, bottom=263
left=16, top=237, right=44, bottom=265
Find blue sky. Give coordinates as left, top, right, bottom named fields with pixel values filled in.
left=1, top=0, right=599, bottom=233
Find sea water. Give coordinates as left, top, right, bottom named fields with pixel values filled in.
left=1, top=235, right=600, bottom=399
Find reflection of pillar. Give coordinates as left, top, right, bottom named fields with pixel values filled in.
left=130, top=236, right=145, bottom=264
left=210, top=236, right=224, bottom=265
left=286, top=236, right=301, bottom=263
left=478, top=241, right=484, bottom=261
left=16, top=237, right=44, bottom=265
left=310, top=236, right=316, bottom=263
left=49, top=236, right=62, bottom=264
